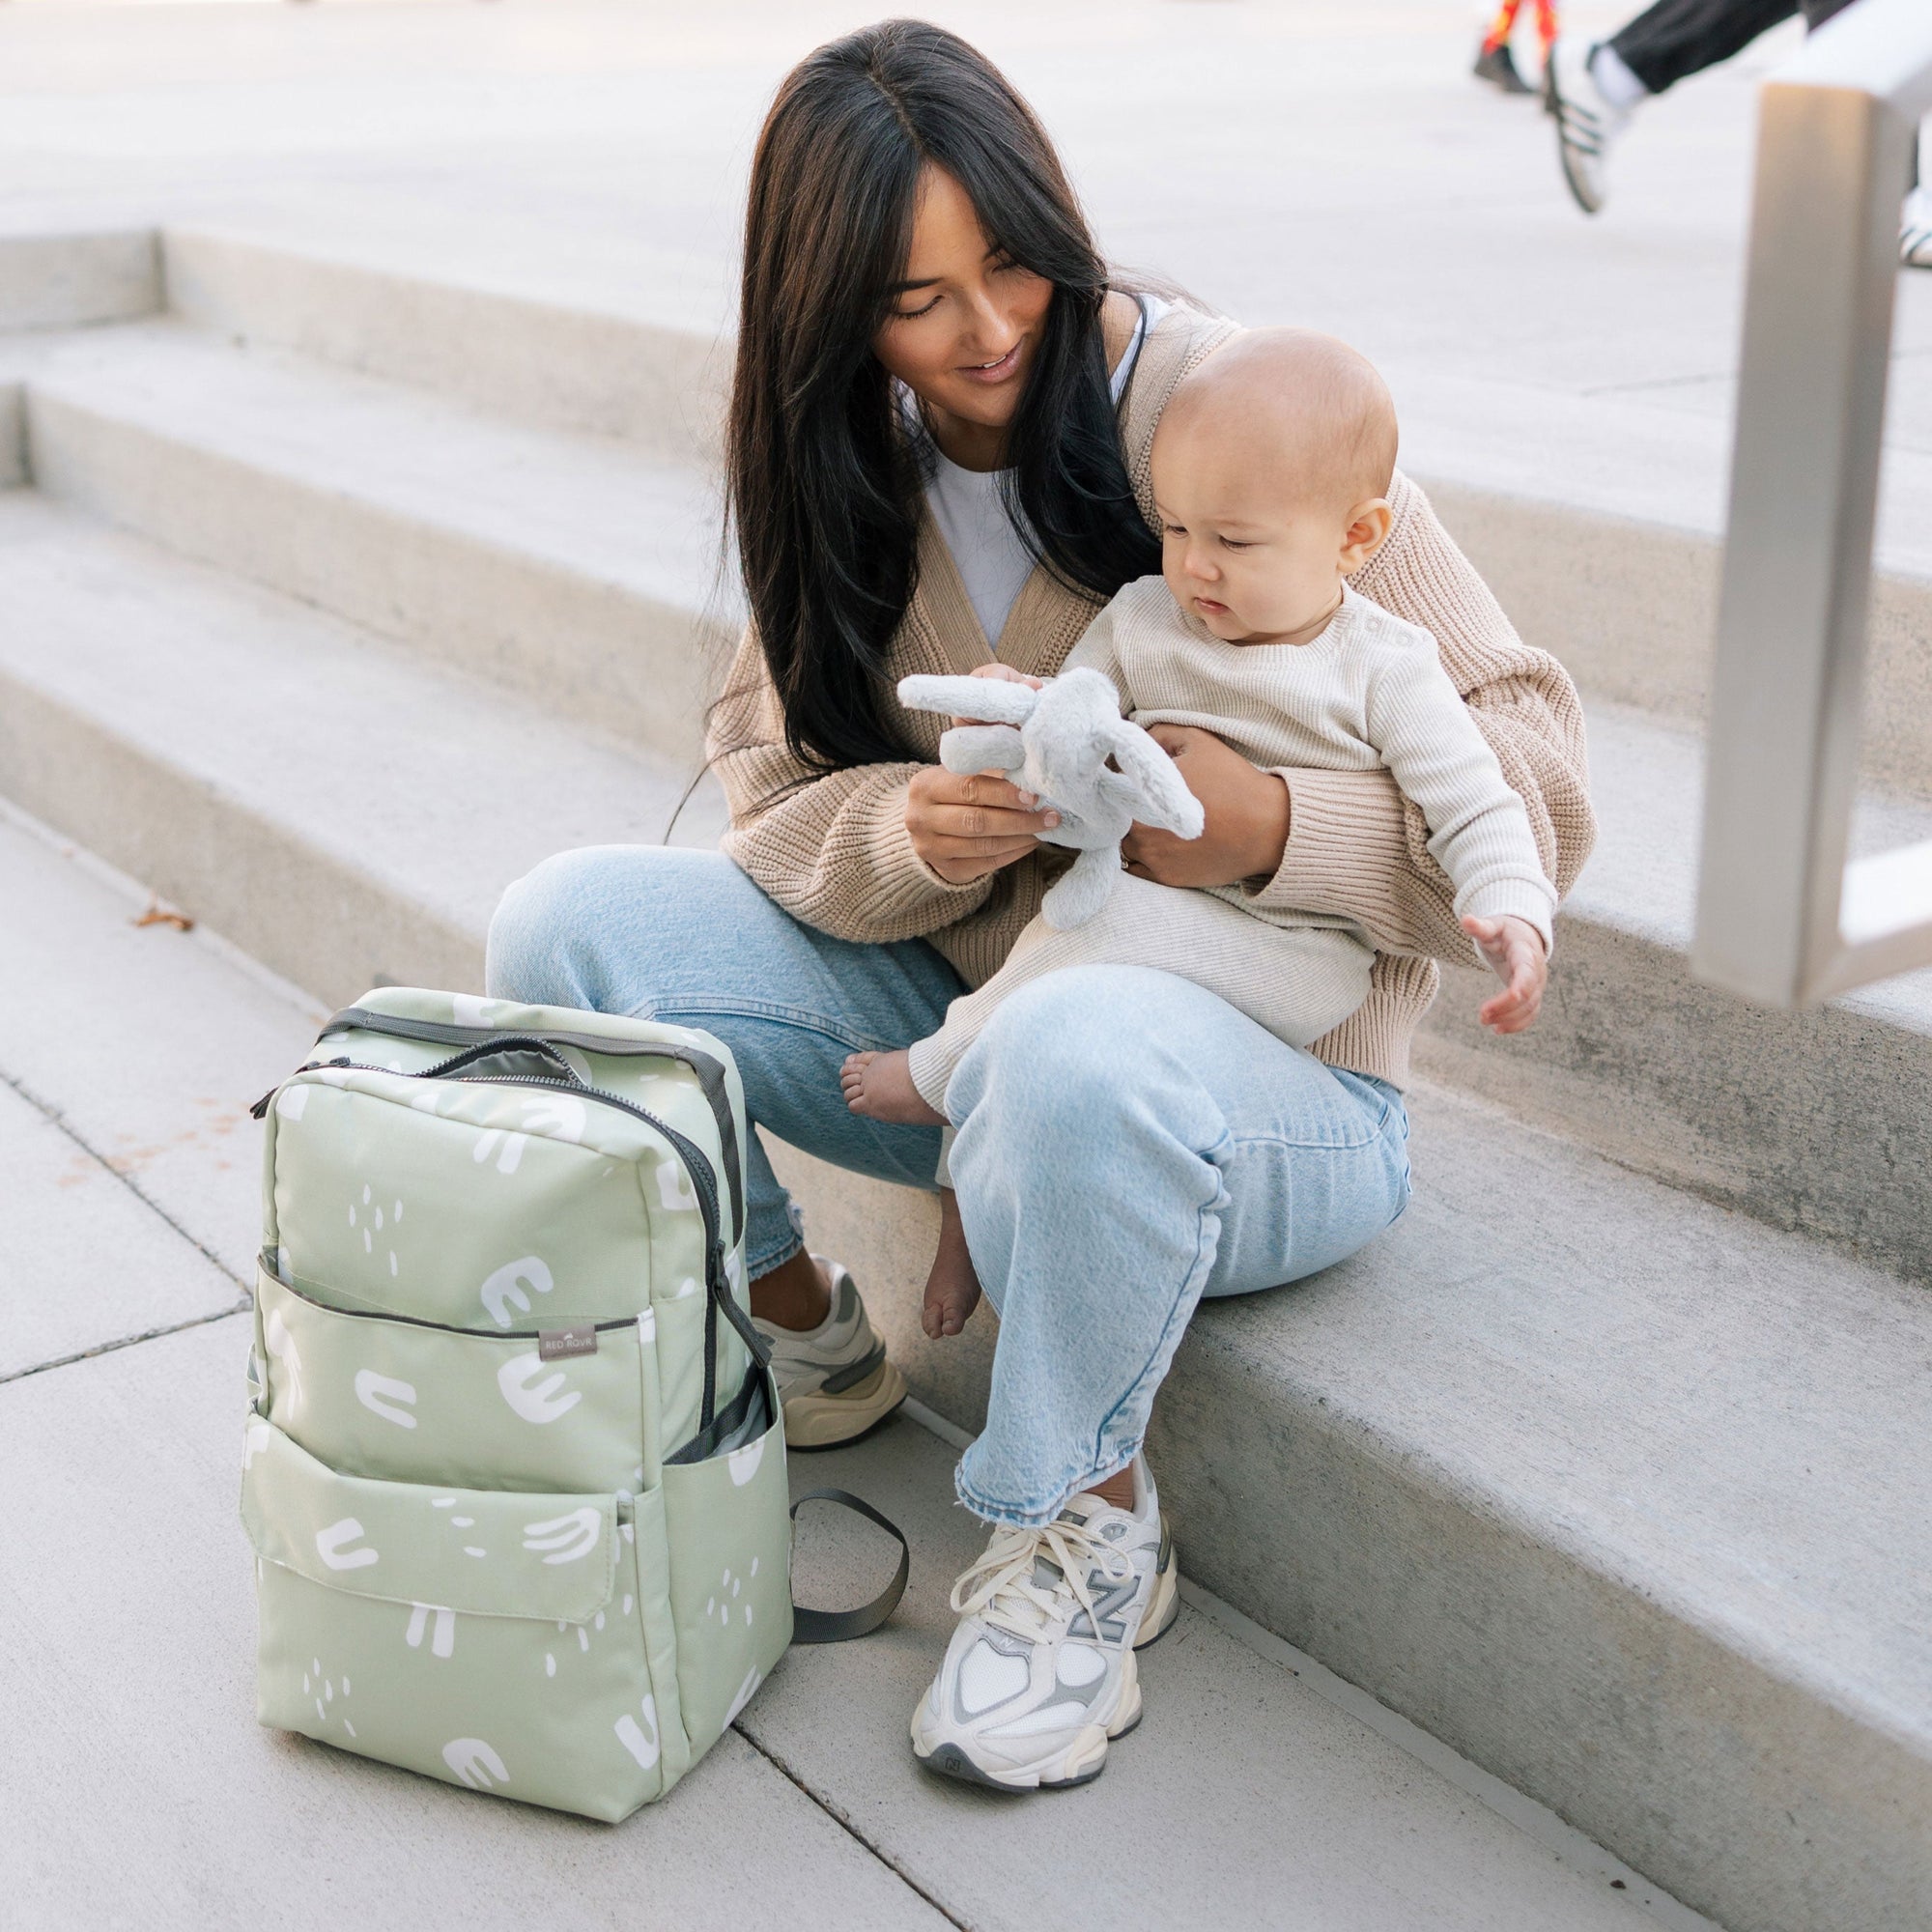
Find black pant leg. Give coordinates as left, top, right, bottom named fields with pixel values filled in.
left=1608, top=0, right=1798, bottom=95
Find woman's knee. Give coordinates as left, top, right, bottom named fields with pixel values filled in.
left=485, top=844, right=746, bottom=1009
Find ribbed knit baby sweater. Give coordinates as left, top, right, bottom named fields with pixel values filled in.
left=1065, top=579, right=1558, bottom=951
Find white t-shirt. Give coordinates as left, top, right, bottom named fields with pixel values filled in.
left=920, top=296, right=1169, bottom=650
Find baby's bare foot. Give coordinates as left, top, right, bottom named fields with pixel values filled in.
left=923, top=1187, right=982, bottom=1339
left=840, top=1049, right=947, bottom=1126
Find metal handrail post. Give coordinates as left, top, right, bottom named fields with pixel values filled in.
left=1692, top=0, right=1932, bottom=1005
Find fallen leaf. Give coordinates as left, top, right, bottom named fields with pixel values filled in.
left=133, top=899, right=194, bottom=932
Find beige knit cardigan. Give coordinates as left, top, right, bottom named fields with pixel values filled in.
left=706, top=304, right=1595, bottom=1088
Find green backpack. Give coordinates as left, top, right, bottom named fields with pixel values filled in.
left=242, top=986, right=905, bottom=1821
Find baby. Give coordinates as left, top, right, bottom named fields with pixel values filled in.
left=842, top=327, right=1556, bottom=1338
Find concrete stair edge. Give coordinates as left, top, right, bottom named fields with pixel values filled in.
left=19, top=342, right=734, bottom=762
left=0, top=227, right=160, bottom=331
left=160, top=223, right=728, bottom=464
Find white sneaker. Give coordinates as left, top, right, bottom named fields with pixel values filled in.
left=910, top=1456, right=1179, bottom=1790
left=753, top=1256, right=905, bottom=1448
left=1903, top=187, right=1932, bottom=270
left=1546, top=40, right=1634, bottom=215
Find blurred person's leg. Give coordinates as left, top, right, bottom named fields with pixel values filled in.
left=1474, top=0, right=1538, bottom=94
left=1605, top=0, right=1795, bottom=97
left=1548, top=0, right=1865, bottom=215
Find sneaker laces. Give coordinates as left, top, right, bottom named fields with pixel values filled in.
left=950, top=1515, right=1133, bottom=1646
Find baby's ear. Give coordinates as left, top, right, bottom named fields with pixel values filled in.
left=1339, top=497, right=1395, bottom=576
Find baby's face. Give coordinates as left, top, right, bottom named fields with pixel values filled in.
left=1151, top=416, right=1359, bottom=644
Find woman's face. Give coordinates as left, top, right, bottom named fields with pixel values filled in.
left=872, top=164, right=1054, bottom=448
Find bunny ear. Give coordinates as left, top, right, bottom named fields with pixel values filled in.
left=1107, top=721, right=1207, bottom=839
left=897, top=672, right=1038, bottom=725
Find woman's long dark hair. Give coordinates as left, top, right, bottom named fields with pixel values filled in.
left=727, top=18, right=1160, bottom=774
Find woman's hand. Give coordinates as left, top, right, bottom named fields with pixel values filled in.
left=906, top=663, right=1057, bottom=884
left=906, top=765, right=1060, bottom=884
left=1121, top=724, right=1290, bottom=890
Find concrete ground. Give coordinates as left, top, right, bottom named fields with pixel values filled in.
left=0, top=803, right=1685, bottom=1928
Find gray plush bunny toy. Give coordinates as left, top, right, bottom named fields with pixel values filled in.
left=898, top=667, right=1206, bottom=930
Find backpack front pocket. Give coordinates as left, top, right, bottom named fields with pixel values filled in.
left=254, top=1267, right=662, bottom=1495
left=242, top=1415, right=672, bottom=1822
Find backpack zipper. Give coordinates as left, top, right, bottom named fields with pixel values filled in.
left=262, top=1259, right=640, bottom=1343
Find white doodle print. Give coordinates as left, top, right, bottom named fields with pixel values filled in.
left=406, top=1603, right=456, bottom=1659
left=274, top=1246, right=293, bottom=1286
left=724, top=1667, right=763, bottom=1726
left=497, top=1353, right=582, bottom=1424
left=521, top=1094, right=586, bottom=1143
left=441, top=1738, right=508, bottom=1791
left=673, top=1276, right=699, bottom=1300
left=480, top=1256, right=554, bottom=1329
left=265, top=1307, right=304, bottom=1418
left=709, top=1566, right=754, bottom=1631
left=471, top=1128, right=526, bottom=1176
left=637, top=1308, right=657, bottom=1346
left=354, top=1370, right=418, bottom=1429
left=315, top=1518, right=378, bottom=1571
left=346, top=1182, right=403, bottom=1277
left=242, top=1419, right=273, bottom=1469
left=301, top=1658, right=356, bottom=1739
left=275, top=1084, right=309, bottom=1122
left=726, top=1436, right=765, bottom=1488
left=522, top=1508, right=602, bottom=1565
left=452, top=994, right=508, bottom=1028
left=614, top=1693, right=661, bottom=1772
left=653, top=1159, right=697, bottom=1213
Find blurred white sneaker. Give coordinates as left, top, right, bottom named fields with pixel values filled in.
left=1546, top=40, right=1637, bottom=215
left=910, top=1455, right=1179, bottom=1791
left=752, top=1256, right=905, bottom=1448
left=1903, top=187, right=1932, bottom=270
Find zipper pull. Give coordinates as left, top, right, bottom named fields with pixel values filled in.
left=249, top=1059, right=344, bottom=1120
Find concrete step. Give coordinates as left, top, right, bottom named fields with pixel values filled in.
left=10, top=316, right=734, bottom=758
left=2, top=478, right=1927, bottom=1932
left=161, top=222, right=726, bottom=462
left=116, top=223, right=1932, bottom=803
left=1419, top=699, right=1932, bottom=1286
left=0, top=788, right=1677, bottom=1932
left=0, top=490, right=725, bottom=1003
left=0, top=225, right=158, bottom=331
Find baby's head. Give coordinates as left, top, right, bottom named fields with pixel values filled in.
left=1150, top=327, right=1398, bottom=644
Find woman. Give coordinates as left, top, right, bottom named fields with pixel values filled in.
left=487, top=20, right=1592, bottom=1792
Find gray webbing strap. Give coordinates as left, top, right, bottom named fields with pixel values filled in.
left=788, top=1490, right=910, bottom=1645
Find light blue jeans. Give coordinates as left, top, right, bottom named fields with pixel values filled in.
left=485, top=847, right=1411, bottom=1528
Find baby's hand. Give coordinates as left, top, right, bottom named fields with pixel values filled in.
left=1463, top=914, right=1546, bottom=1035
